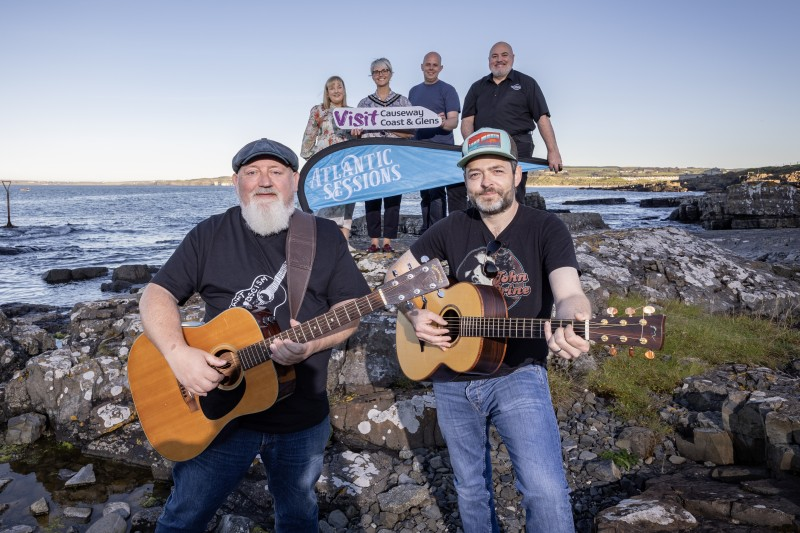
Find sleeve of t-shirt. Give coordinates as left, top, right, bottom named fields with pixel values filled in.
left=409, top=218, right=450, bottom=264
left=462, top=82, right=477, bottom=118
left=541, top=215, right=579, bottom=275
left=445, top=84, right=461, bottom=114
left=151, top=224, right=205, bottom=306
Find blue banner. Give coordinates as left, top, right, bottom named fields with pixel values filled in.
left=298, top=139, right=548, bottom=212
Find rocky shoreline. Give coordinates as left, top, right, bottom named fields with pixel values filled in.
left=2, top=219, right=800, bottom=532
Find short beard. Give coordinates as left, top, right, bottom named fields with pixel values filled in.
left=469, top=188, right=514, bottom=216
left=240, top=198, right=294, bottom=236
left=490, top=65, right=511, bottom=79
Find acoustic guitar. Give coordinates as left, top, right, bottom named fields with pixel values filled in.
left=129, top=259, right=448, bottom=461
left=395, top=282, right=666, bottom=382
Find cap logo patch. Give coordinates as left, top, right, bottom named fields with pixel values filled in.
left=467, top=132, right=501, bottom=153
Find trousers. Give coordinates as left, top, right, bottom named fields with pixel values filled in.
left=433, top=364, right=574, bottom=533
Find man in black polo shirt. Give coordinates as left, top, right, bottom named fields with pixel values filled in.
left=461, top=41, right=563, bottom=202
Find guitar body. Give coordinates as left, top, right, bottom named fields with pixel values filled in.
left=396, top=283, right=507, bottom=381
left=128, top=259, right=450, bottom=461
left=128, top=307, right=295, bottom=462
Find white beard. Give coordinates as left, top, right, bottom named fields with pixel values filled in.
left=240, top=198, right=294, bottom=236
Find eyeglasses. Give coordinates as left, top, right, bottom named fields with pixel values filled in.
left=482, top=240, right=503, bottom=279
left=371, top=68, right=391, bottom=76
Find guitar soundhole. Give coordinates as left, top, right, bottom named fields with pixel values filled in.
left=215, top=350, right=243, bottom=390
left=442, top=309, right=460, bottom=342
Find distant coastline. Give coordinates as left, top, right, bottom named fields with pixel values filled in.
left=7, top=166, right=713, bottom=188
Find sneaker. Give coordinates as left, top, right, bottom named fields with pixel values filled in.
left=366, top=244, right=379, bottom=253
left=382, top=243, right=395, bottom=253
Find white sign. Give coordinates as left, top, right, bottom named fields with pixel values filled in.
left=333, top=106, right=442, bottom=130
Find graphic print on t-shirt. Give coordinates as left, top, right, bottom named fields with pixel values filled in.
left=457, top=246, right=531, bottom=310
left=229, top=262, right=288, bottom=316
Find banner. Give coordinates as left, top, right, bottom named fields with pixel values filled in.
left=298, top=139, right=548, bottom=213
left=332, top=106, right=441, bottom=130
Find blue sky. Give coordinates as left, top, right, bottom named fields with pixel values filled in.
left=1, top=0, right=798, bottom=181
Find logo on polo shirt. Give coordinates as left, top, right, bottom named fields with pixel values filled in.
left=467, top=131, right=501, bottom=153
left=511, top=84, right=522, bottom=90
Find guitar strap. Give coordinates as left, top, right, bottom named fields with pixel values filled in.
left=286, top=209, right=316, bottom=321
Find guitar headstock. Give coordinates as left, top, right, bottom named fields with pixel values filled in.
left=589, top=306, right=666, bottom=357
left=379, top=259, right=449, bottom=306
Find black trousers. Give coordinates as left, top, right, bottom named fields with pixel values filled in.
left=446, top=182, right=468, bottom=213
left=513, top=135, right=534, bottom=204
left=365, top=195, right=401, bottom=238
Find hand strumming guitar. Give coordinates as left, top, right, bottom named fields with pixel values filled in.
left=402, top=306, right=453, bottom=350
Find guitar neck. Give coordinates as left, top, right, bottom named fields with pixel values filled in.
left=236, top=291, right=386, bottom=370
left=460, top=317, right=582, bottom=340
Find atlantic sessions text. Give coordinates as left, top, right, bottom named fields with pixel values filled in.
left=307, top=148, right=402, bottom=202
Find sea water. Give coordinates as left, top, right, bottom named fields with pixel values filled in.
left=0, top=184, right=701, bottom=307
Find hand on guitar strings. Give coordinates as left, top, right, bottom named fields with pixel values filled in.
left=269, top=319, right=318, bottom=365
left=167, top=345, right=228, bottom=397
left=544, top=312, right=591, bottom=360
left=405, top=308, right=452, bottom=350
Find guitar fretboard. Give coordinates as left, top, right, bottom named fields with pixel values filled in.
left=457, top=317, right=589, bottom=339
left=236, top=291, right=385, bottom=370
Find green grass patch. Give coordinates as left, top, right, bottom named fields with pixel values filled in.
left=584, top=297, right=800, bottom=429
left=600, top=449, right=639, bottom=470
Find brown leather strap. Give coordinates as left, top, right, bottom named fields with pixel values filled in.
left=286, top=209, right=316, bottom=321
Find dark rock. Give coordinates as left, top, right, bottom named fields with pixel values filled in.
left=71, top=267, right=108, bottom=280
left=112, top=264, right=152, bottom=284
left=42, top=268, right=73, bottom=283
left=564, top=197, right=626, bottom=205
left=639, top=197, right=685, bottom=208
left=556, top=212, right=609, bottom=232
left=522, top=191, right=546, bottom=210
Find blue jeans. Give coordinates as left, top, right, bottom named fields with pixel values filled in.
left=155, top=416, right=330, bottom=533
left=433, top=365, right=574, bottom=533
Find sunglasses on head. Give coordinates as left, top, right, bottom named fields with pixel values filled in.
left=482, top=240, right=503, bottom=279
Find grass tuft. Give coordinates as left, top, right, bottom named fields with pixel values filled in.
left=574, top=297, right=800, bottom=429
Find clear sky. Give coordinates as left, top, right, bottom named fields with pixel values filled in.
left=1, top=0, right=798, bottom=182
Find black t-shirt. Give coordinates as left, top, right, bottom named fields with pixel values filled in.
left=462, top=69, right=551, bottom=137
left=409, top=206, right=579, bottom=369
left=152, top=206, right=371, bottom=433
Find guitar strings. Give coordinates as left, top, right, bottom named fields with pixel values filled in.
left=236, top=268, right=441, bottom=368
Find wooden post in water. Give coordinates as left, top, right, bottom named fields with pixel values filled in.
left=2, top=181, right=14, bottom=228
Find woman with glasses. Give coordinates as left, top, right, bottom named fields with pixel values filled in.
left=300, top=75, right=355, bottom=248
left=356, top=58, right=413, bottom=253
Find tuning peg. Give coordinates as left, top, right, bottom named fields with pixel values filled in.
left=625, top=307, right=636, bottom=317
left=609, top=345, right=618, bottom=356
left=437, top=289, right=445, bottom=298
left=420, top=255, right=430, bottom=263
left=606, top=307, right=618, bottom=317
left=643, top=305, right=655, bottom=316
left=628, top=346, right=635, bottom=357
left=391, top=269, right=398, bottom=277
left=645, top=350, right=655, bottom=360
left=420, top=295, right=428, bottom=309
left=404, top=301, right=416, bottom=311
left=406, top=263, right=414, bottom=271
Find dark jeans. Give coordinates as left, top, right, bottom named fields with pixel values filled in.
left=513, top=135, right=534, bottom=204
left=365, top=195, right=401, bottom=239
left=446, top=182, right=468, bottom=213
left=156, top=417, right=330, bottom=533
left=420, top=186, right=446, bottom=232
